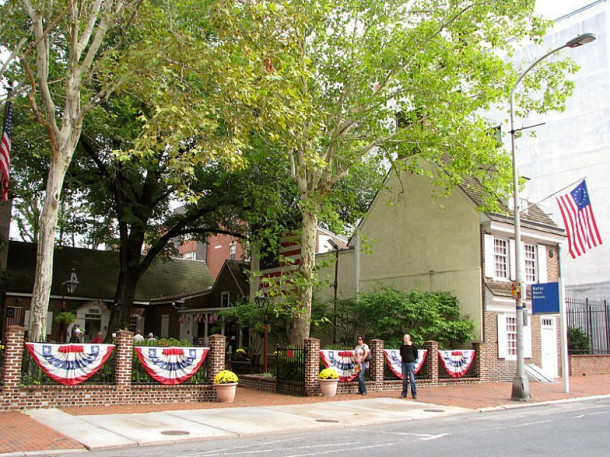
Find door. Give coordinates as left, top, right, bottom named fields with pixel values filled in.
left=541, top=317, right=558, bottom=378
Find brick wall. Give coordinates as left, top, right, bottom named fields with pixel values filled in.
left=2, top=329, right=486, bottom=409
left=0, top=326, right=225, bottom=410
left=570, top=354, right=610, bottom=376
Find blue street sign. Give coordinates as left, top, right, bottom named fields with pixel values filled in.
left=532, top=282, right=560, bottom=314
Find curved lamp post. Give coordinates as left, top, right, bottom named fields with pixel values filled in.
left=255, top=295, right=270, bottom=373
left=510, top=33, right=596, bottom=401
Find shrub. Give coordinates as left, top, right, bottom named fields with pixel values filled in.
left=568, top=326, right=590, bottom=354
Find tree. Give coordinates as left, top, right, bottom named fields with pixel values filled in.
left=214, top=0, right=577, bottom=344
left=316, top=288, right=475, bottom=349
left=1, top=0, right=143, bottom=340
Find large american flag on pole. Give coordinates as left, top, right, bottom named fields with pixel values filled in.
left=0, top=100, right=12, bottom=202
left=556, top=180, right=602, bottom=258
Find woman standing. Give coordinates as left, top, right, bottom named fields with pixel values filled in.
left=354, top=336, right=370, bottom=395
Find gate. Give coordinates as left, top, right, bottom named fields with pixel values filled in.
left=275, top=346, right=307, bottom=395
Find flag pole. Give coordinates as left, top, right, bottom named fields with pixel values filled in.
left=521, top=177, right=587, bottom=214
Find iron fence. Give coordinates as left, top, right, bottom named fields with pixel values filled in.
left=566, top=297, right=610, bottom=355
left=275, top=345, right=307, bottom=395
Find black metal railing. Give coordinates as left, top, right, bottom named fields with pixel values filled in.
left=566, top=297, right=610, bottom=355
left=275, top=346, right=307, bottom=395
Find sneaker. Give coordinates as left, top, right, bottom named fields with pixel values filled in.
left=401, top=394, right=406, bottom=398
left=413, top=395, right=417, bottom=399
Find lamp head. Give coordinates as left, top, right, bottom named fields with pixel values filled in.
left=255, top=295, right=268, bottom=309
left=566, top=33, right=596, bottom=48
left=64, top=269, right=79, bottom=295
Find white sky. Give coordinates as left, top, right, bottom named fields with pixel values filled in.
left=535, top=0, right=597, bottom=19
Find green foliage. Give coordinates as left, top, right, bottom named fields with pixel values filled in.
left=319, top=288, right=475, bottom=349
left=54, top=312, right=76, bottom=325
left=567, top=326, right=590, bottom=354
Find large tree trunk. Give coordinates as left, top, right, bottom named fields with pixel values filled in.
left=29, top=149, right=73, bottom=341
left=290, top=206, right=318, bottom=345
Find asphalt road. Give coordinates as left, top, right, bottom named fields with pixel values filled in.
left=56, top=397, right=610, bottom=457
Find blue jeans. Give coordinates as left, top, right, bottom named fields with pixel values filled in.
left=401, top=362, right=417, bottom=397
left=357, top=365, right=367, bottom=394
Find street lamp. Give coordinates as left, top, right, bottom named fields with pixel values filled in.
left=509, top=33, right=596, bottom=401
left=328, top=239, right=340, bottom=344
left=61, top=269, right=79, bottom=304
left=255, top=295, right=270, bottom=373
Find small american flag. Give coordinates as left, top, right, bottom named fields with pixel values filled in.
left=0, top=100, right=12, bottom=202
left=556, top=180, right=603, bottom=258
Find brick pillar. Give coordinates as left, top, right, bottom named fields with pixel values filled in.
left=423, top=340, right=439, bottom=383
left=2, top=326, right=25, bottom=409
left=208, top=334, right=226, bottom=384
left=304, top=338, right=320, bottom=396
left=369, top=339, right=384, bottom=390
left=114, top=330, right=133, bottom=390
left=472, top=341, right=483, bottom=379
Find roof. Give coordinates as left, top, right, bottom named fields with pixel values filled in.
left=459, top=175, right=564, bottom=235
left=5, top=241, right=214, bottom=302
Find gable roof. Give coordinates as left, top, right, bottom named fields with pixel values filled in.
left=459, top=175, right=563, bottom=235
left=5, top=241, right=214, bottom=302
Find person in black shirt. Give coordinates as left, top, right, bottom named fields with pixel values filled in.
left=399, top=334, right=418, bottom=399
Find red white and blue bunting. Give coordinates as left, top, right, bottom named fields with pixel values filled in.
left=438, top=350, right=475, bottom=378
left=319, top=350, right=358, bottom=382
left=383, top=349, right=427, bottom=379
left=25, top=343, right=115, bottom=386
left=134, top=346, right=209, bottom=385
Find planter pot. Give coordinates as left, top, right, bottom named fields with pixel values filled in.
left=230, top=360, right=252, bottom=375
left=319, top=379, right=339, bottom=397
left=215, top=383, right=238, bottom=403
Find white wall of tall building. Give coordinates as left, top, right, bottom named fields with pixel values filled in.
left=504, top=1, right=610, bottom=299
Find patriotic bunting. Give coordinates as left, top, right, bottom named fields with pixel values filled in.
left=383, top=349, right=427, bottom=379
left=134, top=346, right=209, bottom=385
left=25, top=343, right=115, bottom=386
left=319, top=350, right=358, bottom=382
left=438, top=350, right=475, bottom=378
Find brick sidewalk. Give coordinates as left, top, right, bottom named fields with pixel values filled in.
left=2, top=375, right=609, bottom=455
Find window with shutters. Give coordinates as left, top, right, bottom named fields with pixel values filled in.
left=524, top=244, right=537, bottom=283
left=494, top=238, right=509, bottom=279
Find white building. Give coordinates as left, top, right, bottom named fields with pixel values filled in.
left=504, top=1, right=610, bottom=300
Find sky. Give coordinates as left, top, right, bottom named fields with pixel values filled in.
left=535, top=0, right=597, bottom=19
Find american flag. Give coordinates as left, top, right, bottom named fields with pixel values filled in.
left=556, top=180, right=603, bottom=258
left=0, top=100, right=12, bottom=202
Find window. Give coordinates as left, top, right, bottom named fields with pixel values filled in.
left=524, top=244, right=537, bottom=283
left=494, top=238, right=509, bottom=279
left=505, top=315, right=517, bottom=357
left=498, top=314, right=532, bottom=360
left=180, top=251, right=196, bottom=260
left=230, top=243, right=236, bottom=261
left=221, top=291, right=230, bottom=308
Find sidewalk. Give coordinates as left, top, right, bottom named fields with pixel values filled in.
left=2, top=375, right=610, bottom=456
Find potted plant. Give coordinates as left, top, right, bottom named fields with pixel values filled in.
left=230, top=348, right=251, bottom=374
left=318, top=367, right=339, bottom=397
left=55, top=312, right=76, bottom=342
left=214, top=369, right=239, bottom=402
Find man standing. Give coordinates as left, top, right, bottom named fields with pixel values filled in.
left=400, top=334, right=418, bottom=399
